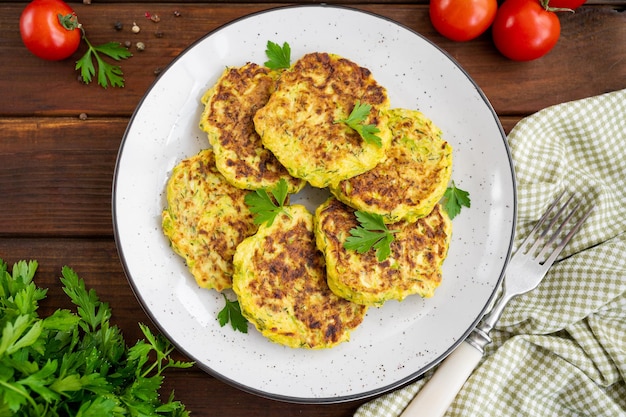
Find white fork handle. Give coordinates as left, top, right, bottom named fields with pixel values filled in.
left=399, top=341, right=483, bottom=417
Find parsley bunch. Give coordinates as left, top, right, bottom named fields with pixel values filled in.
left=0, top=259, right=193, bottom=416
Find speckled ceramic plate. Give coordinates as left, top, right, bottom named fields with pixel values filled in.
left=113, top=5, right=516, bottom=404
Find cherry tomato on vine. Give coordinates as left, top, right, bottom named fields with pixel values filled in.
left=547, top=0, right=586, bottom=9
left=429, top=0, right=498, bottom=41
left=492, top=0, right=561, bottom=61
left=20, top=0, right=82, bottom=61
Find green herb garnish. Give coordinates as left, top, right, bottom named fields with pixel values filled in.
left=344, top=211, right=399, bottom=262
left=0, top=259, right=193, bottom=416
left=264, top=40, right=291, bottom=70
left=58, top=13, right=132, bottom=88
left=75, top=40, right=132, bottom=88
left=335, top=100, right=383, bottom=147
left=217, top=294, right=248, bottom=333
left=244, top=178, right=290, bottom=226
left=443, top=181, right=471, bottom=219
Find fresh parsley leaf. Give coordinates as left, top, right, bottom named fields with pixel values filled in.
left=244, top=178, right=290, bottom=226
left=344, top=211, right=399, bottom=262
left=217, top=294, right=248, bottom=333
left=0, top=259, right=193, bottom=416
left=443, top=181, right=471, bottom=219
left=335, top=101, right=383, bottom=147
left=76, top=39, right=131, bottom=88
left=264, top=41, right=291, bottom=70
left=354, top=123, right=383, bottom=147
left=60, top=266, right=111, bottom=332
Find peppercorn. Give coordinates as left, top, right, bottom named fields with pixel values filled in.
left=114, top=21, right=123, bottom=31
left=79, top=113, right=88, bottom=120
left=173, top=10, right=181, bottom=17
left=154, top=30, right=164, bottom=38
left=124, top=40, right=132, bottom=48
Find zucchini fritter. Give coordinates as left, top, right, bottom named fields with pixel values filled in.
left=253, top=52, right=392, bottom=188
left=315, top=198, right=452, bottom=306
left=232, top=205, right=368, bottom=349
left=330, top=108, right=453, bottom=223
left=162, top=149, right=258, bottom=291
left=199, top=63, right=305, bottom=193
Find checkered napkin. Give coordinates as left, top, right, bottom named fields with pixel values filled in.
left=355, top=89, right=626, bottom=417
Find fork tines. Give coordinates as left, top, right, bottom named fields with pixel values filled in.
left=518, top=191, right=594, bottom=265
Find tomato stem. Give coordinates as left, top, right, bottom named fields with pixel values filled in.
left=57, top=13, right=80, bottom=31
left=541, top=0, right=575, bottom=13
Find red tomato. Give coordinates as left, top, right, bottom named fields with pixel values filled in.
left=20, top=0, right=82, bottom=61
left=430, top=0, right=498, bottom=41
left=492, top=0, right=561, bottom=61
left=547, top=0, right=586, bottom=9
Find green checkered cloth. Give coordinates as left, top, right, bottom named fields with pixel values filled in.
left=356, top=89, right=626, bottom=417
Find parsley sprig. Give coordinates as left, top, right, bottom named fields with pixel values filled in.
left=344, top=211, right=399, bottom=262
left=443, top=181, right=471, bottom=219
left=58, top=13, right=132, bottom=88
left=76, top=39, right=131, bottom=88
left=217, top=294, right=247, bottom=333
left=264, top=40, right=291, bottom=70
left=0, top=259, right=193, bottom=416
left=244, top=178, right=290, bottom=226
left=335, top=101, right=383, bottom=147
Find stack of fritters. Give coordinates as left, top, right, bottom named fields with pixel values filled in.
left=315, top=107, right=453, bottom=306
left=161, top=50, right=455, bottom=348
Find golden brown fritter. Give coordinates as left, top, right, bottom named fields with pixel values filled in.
left=253, top=52, right=392, bottom=188
left=330, top=108, right=453, bottom=223
left=314, top=197, right=452, bottom=306
left=199, top=63, right=305, bottom=193
left=162, top=149, right=258, bottom=291
left=232, top=204, right=368, bottom=349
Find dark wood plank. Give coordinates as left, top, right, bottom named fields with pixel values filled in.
left=1, top=4, right=624, bottom=117
left=0, top=117, right=125, bottom=237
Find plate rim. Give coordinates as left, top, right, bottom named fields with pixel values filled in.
left=112, top=3, right=518, bottom=404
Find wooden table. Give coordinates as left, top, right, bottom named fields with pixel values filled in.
left=1, top=1, right=624, bottom=415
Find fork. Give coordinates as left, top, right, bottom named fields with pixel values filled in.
left=399, top=192, right=594, bottom=417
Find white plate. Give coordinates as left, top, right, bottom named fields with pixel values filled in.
left=113, top=5, right=516, bottom=404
